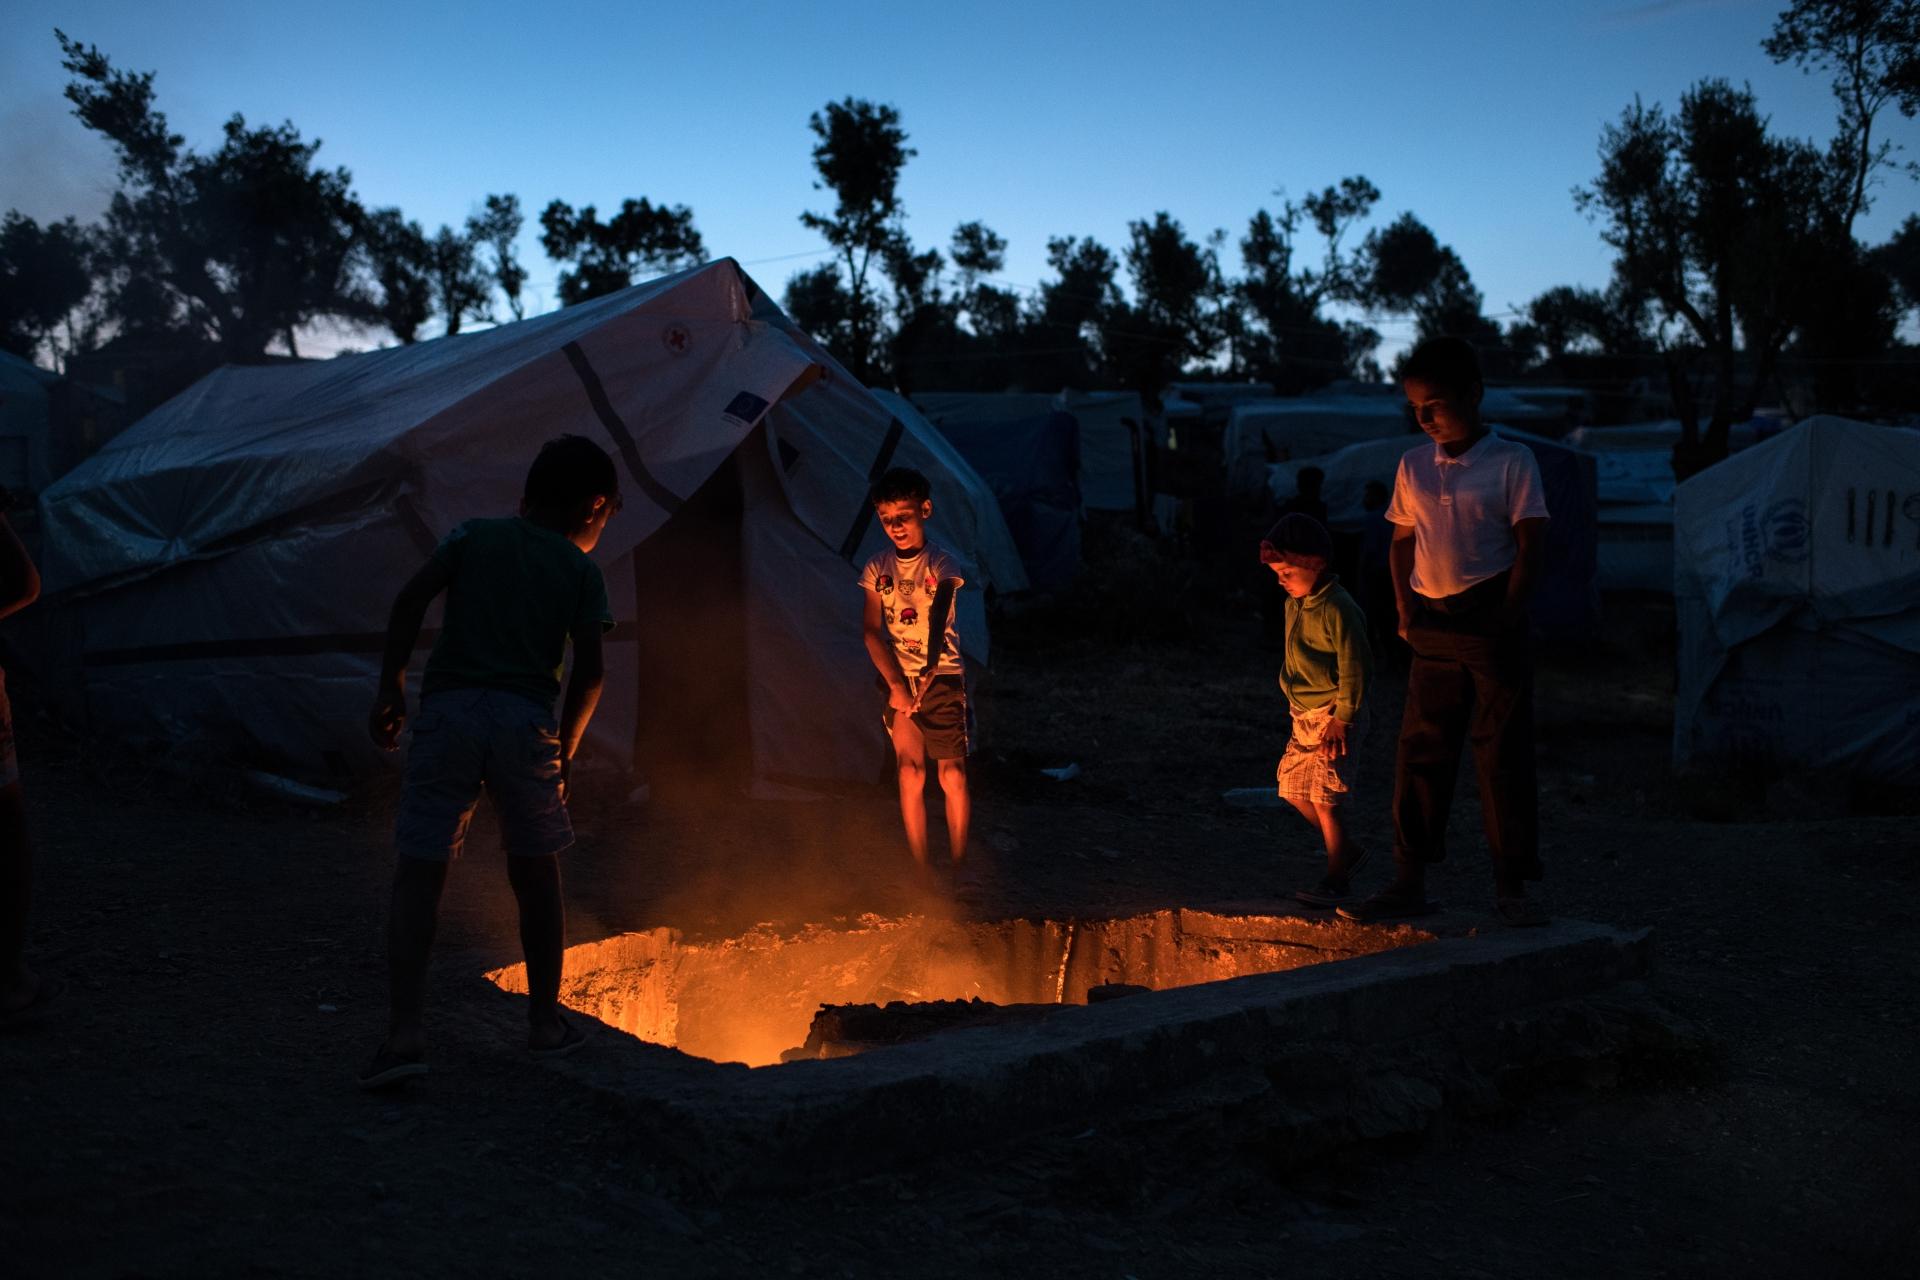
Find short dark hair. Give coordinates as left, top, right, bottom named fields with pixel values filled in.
left=1259, top=512, right=1333, bottom=569
left=524, top=435, right=618, bottom=510
left=872, top=466, right=931, bottom=506
left=1401, top=335, right=1483, bottom=397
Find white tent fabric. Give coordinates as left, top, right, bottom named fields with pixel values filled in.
left=1055, top=389, right=1148, bottom=510
left=1673, top=416, right=1920, bottom=782
left=1224, top=398, right=1412, bottom=499
left=30, top=259, right=1024, bottom=791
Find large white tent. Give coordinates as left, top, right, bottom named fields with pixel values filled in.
left=1673, top=416, right=1920, bottom=783
left=26, top=259, right=1025, bottom=794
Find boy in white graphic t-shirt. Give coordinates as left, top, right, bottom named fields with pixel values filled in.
left=1341, top=336, right=1552, bottom=928
left=858, top=467, right=971, bottom=876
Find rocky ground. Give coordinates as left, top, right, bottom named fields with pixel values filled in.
left=2, top=554, right=1917, bottom=1278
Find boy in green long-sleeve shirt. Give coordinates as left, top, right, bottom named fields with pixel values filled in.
left=1259, top=513, right=1374, bottom=908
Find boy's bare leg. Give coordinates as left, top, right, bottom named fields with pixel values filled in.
left=936, top=758, right=970, bottom=865
left=889, top=715, right=930, bottom=865
left=0, top=785, right=40, bottom=1011
left=383, top=858, right=448, bottom=1058
left=1311, top=802, right=1365, bottom=875
left=506, top=854, right=568, bottom=1048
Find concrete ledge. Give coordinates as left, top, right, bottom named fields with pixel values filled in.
left=534, top=919, right=1652, bottom=1191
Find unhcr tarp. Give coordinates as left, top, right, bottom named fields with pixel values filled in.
left=1268, top=427, right=1601, bottom=637
left=27, top=258, right=1025, bottom=793
left=910, top=393, right=1081, bottom=590
left=1673, top=416, right=1920, bottom=782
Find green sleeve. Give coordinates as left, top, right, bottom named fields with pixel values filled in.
left=1331, top=596, right=1373, bottom=723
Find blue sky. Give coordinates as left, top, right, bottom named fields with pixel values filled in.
left=5, top=0, right=1917, bottom=357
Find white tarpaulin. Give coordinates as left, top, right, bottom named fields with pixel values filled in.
left=27, top=259, right=1025, bottom=791
left=1673, top=416, right=1920, bottom=782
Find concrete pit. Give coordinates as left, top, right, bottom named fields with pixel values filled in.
left=486, top=907, right=1437, bottom=1066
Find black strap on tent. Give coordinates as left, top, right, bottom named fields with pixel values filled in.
left=561, top=341, right=684, bottom=516
left=838, top=417, right=906, bottom=562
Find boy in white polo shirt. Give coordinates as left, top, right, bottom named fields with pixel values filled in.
left=1341, top=336, right=1551, bottom=926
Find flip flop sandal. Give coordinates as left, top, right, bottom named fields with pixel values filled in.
left=357, top=1047, right=428, bottom=1090
left=0, top=975, right=66, bottom=1031
left=529, top=1016, right=585, bottom=1060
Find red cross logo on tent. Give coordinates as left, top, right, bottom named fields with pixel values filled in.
left=662, top=322, right=692, bottom=356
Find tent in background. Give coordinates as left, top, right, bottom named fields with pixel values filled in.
left=22, top=258, right=1025, bottom=796
left=1054, top=388, right=1150, bottom=512
left=0, top=351, right=59, bottom=495
left=1673, top=416, right=1920, bottom=783
left=1268, top=426, right=1600, bottom=638
left=908, top=393, right=1081, bottom=591
left=1222, top=396, right=1411, bottom=500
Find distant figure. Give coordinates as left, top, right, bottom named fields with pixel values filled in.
left=359, top=436, right=620, bottom=1089
left=859, top=467, right=972, bottom=881
left=0, top=486, right=53, bottom=1029
left=1358, top=479, right=1398, bottom=655
left=1341, top=337, right=1551, bottom=928
left=1259, top=513, right=1374, bottom=908
left=1278, top=466, right=1330, bottom=526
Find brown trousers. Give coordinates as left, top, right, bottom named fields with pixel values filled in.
left=1391, top=573, right=1542, bottom=882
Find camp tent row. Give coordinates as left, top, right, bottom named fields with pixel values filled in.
left=24, top=259, right=1026, bottom=796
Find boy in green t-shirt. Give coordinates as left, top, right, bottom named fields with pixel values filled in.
left=1260, top=513, right=1375, bottom=908
left=358, top=436, right=619, bottom=1089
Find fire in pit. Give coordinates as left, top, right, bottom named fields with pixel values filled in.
left=486, top=908, right=1438, bottom=1067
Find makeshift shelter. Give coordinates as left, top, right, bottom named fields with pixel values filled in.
left=1268, top=427, right=1600, bottom=637
left=909, top=393, right=1081, bottom=590
left=1673, top=416, right=1920, bottom=783
left=1222, top=397, right=1412, bottom=500
left=25, top=259, right=1026, bottom=795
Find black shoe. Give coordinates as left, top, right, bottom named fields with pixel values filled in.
left=1337, top=885, right=1438, bottom=922
left=1292, top=875, right=1353, bottom=909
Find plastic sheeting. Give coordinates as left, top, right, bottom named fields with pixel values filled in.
left=24, top=258, right=1025, bottom=789
left=1223, top=397, right=1412, bottom=499
left=1673, top=416, right=1920, bottom=782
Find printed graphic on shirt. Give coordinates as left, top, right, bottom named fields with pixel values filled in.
left=858, top=543, right=967, bottom=680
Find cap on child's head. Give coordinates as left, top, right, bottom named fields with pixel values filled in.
left=872, top=466, right=931, bottom=507
left=1259, top=512, right=1333, bottom=569
left=525, top=435, right=618, bottom=510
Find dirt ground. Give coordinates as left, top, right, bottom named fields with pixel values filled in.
left=3, top=550, right=1917, bottom=1279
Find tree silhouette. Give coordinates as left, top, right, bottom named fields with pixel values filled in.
left=538, top=198, right=704, bottom=306
left=0, top=212, right=97, bottom=368
left=363, top=208, right=432, bottom=345
left=1765, top=0, right=1920, bottom=239
left=429, top=224, right=490, bottom=336
left=1361, top=212, right=1501, bottom=351
left=797, top=98, right=914, bottom=383
left=467, top=194, right=527, bottom=321
left=1236, top=176, right=1379, bottom=389
left=1577, top=82, right=1836, bottom=473
left=56, top=31, right=372, bottom=360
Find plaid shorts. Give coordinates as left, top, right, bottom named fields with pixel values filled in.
left=1276, top=703, right=1368, bottom=807
left=393, top=688, right=572, bottom=860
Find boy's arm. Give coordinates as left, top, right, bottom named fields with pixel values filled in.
left=0, top=502, right=42, bottom=622
left=1321, top=601, right=1373, bottom=759
left=369, top=559, right=453, bottom=750
left=863, top=591, right=914, bottom=713
left=1389, top=524, right=1417, bottom=641
left=910, top=578, right=959, bottom=711
left=558, top=618, right=605, bottom=800
left=1502, top=517, right=1549, bottom=630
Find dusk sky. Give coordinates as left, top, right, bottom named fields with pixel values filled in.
left=5, top=0, right=1918, bottom=357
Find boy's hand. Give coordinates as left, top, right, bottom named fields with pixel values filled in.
left=887, top=682, right=916, bottom=715
left=559, top=754, right=572, bottom=804
left=1396, top=608, right=1412, bottom=642
left=369, top=687, right=406, bottom=750
left=1320, top=717, right=1350, bottom=759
